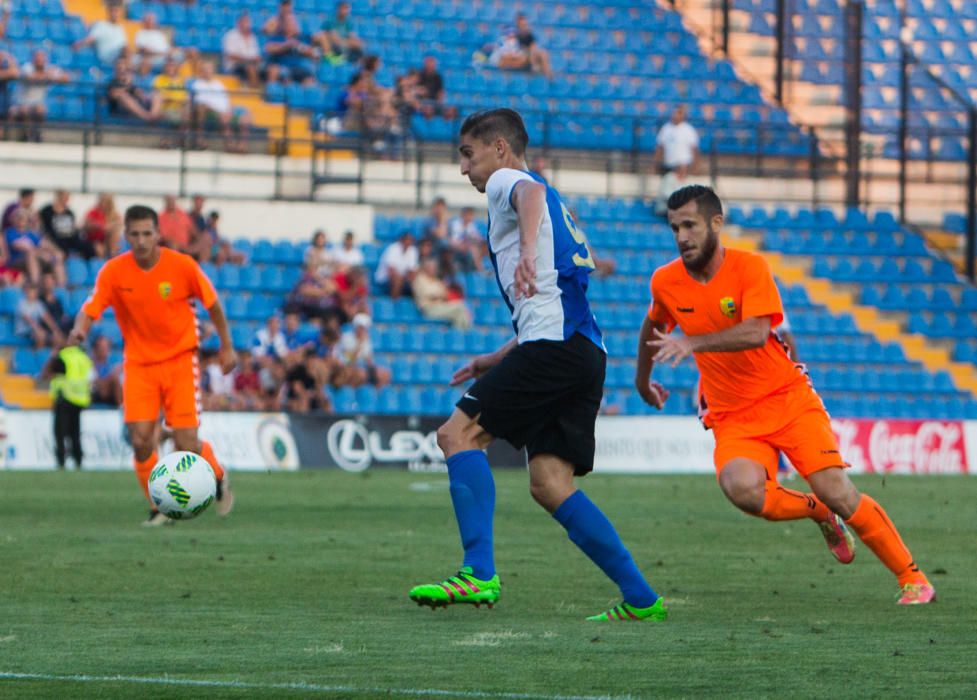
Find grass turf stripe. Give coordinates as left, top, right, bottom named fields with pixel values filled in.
left=0, top=671, right=634, bottom=700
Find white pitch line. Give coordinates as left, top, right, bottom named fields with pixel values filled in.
left=0, top=671, right=634, bottom=700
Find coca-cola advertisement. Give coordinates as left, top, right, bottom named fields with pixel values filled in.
left=831, top=419, right=970, bottom=474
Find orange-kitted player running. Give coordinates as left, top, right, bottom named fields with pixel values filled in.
left=636, top=185, right=934, bottom=605
left=69, top=204, right=237, bottom=526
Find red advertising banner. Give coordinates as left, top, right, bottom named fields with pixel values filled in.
left=831, top=419, right=969, bottom=474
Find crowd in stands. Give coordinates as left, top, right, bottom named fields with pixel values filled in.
left=0, top=0, right=558, bottom=149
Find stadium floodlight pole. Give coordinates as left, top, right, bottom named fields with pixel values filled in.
left=721, top=0, right=730, bottom=56
left=843, top=0, right=864, bottom=208
left=967, top=108, right=976, bottom=281
left=898, top=16, right=910, bottom=223
left=774, top=0, right=786, bottom=104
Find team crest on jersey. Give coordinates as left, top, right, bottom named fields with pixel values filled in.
left=158, top=282, right=172, bottom=299
left=719, top=296, right=736, bottom=318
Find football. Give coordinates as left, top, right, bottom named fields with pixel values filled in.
left=147, top=451, right=217, bottom=520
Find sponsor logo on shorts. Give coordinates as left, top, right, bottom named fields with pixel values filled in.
left=677, top=306, right=695, bottom=313
left=820, top=449, right=840, bottom=455
left=462, top=392, right=478, bottom=401
left=719, top=296, right=736, bottom=318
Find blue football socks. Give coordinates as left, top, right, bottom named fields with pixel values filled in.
left=446, top=450, right=496, bottom=580
left=553, top=490, right=659, bottom=608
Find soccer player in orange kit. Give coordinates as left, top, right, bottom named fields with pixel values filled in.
left=636, top=185, right=934, bottom=605
left=68, top=204, right=237, bottom=526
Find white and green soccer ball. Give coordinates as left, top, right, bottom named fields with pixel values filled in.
left=147, top=451, right=217, bottom=520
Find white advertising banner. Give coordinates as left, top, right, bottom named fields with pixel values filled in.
left=593, top=416, right=715, bottom=474
left=2, top=410, right=299, bottom=472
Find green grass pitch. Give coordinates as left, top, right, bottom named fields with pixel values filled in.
left=0, top=470, right=974, bottom=699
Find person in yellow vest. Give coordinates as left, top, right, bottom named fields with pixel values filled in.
left=41, top=342, right=94, bottom=470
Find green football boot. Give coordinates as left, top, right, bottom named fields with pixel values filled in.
left=587, top=597, right=668, bottom=622
left=409, top=567, right=500, bottom=609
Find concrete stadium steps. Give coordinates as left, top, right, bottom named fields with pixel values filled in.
left=0, top=356, right=52, bottom=409
left=60, top=0, right=313, bottom=157
left=726, top=234, right=977, bottom=397
left=922, top=227, right=966, bottom=273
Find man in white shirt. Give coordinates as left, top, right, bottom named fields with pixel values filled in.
left=222, top=12, right=262, bottom=88
left=72, top=3, right=128, bottom=68
left=654, top=105, right=699, bottom=215
left=447, top=206, right=486, bottom=271
left=333, top=313, right=390, bottom=387
left=374, top=231, right=418, bottom=299
left=252, top=315, right=288, bottom=361
left=133, top=12, right=173, bottom=75
left=191, top=61, right=252, bottom=153
left=10, top=50, right=68, bottom=142
left=331, top=230, right=365, bottom=271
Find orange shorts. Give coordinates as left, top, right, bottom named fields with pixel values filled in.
left=710, top=382, right=847, bottom=480
left=123, top=350, right=201, bottom=429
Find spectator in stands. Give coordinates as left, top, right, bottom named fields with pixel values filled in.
left=654, top=105, right=699, bottom=215
left=106, top=57, right=162, bottom=123
left=411, top=256, right=472, bottom=329
left=198, top=210, right=245, bottom=266
left=152, top=57, right=190, bottom=145
left=393, top=69, right=422, bottom=122
left=222, top=12, right=263, bottom=89
left=447, top=206, right=486, bottom=271
left=5, top=208, right=66, bottom=286
left=514, top=14, right=553, bottom=78
left=416, top=55, right=457, bottom=119
left=72, top=2, right=129, bottom=69
left=422, top=196, right=449, bottom=250
left=282, top=347, right=327, bottom=413
left=90, top=335, right=122, bottom=407
left=0, top=48, right=18, bottom=126
left=337, top=67, right=399, bottom=150
left=40, top=190, right=93, bottom=260
left=308, top=317, right=346, bottom=388
left=315, top=1, right=364, bottom=65
left=332, top=230, right=364, bottom=271
left=262, top=0, right=301, bottom=37
left=253, top=314, right=288, bottom=361
left=201, top=348, right=236, bottom=410
left=9, top=50, right=68, bottom=142
left=286, top=263, right=341, bottom=323
left=263, top=1, right=317, bottom=86
left=334, top=313, right=390, bottom=388
left=191, top=61, right=252, bottom=153
left=82, top=193, right=121, bottom=257
left=187, top=194, right=207, bottom=234
left=485, top=26, right=524, bottom=72
left=282, top=311, right=315, bottom=352
left=2, top=188, right=37, bottom=231
left=305, top=230, right=336, bottom=277
left=375, top=231, right=418, bottom=299
left=335, top=264, right=369, bottom=322
left=16, top=282, right=62, bottom=348
left=40, top=271, right=71, bottom=334
left=233, top=349, right=264, bottom=410
left=133, top=11, right=173, bottom=76
left=158, top=195, right=193, bottom=252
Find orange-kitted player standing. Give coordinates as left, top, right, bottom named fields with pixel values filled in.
left=636, top=185, right=933, bottom=605
left=69, top=204, right=237, bottom=525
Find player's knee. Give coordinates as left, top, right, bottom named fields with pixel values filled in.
left=812, top=479, right=860, bottom=519
left=436, top=422, right=464, bottom=457
left=131, top=435, right=155, bottom=461
left=718, top=467, right=765, bottom=514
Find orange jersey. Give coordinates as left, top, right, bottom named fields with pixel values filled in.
left=648, top=248, right=806, bottom=414
left=82, top=248, right=217, bottom=365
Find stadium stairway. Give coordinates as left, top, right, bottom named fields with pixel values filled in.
left=60, top=0, right=314, bottom=156
left=726, top=235, right=977, bottom=397
left=0, top=356, right=52, bottom=409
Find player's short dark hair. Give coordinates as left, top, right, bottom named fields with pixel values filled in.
left=19, top=188, right=34, bottom=198
left=460, top=109, right=529, bottom=156
left=667, top=185, right=723, bottom=221
left=124, top=204, right=159, bottom=228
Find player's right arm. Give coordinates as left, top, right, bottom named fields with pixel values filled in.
left=68, top=264, right=113, bottom=346
left=450, top=337, right=517, bottom=386
left=635, top=315, right=670, bottom=409
left=635, top=271, right=674, bottom=410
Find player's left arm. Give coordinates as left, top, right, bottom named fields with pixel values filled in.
left=190, top=257, right=236, bottom=374
left=510, top=179, right=547, bottom=299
